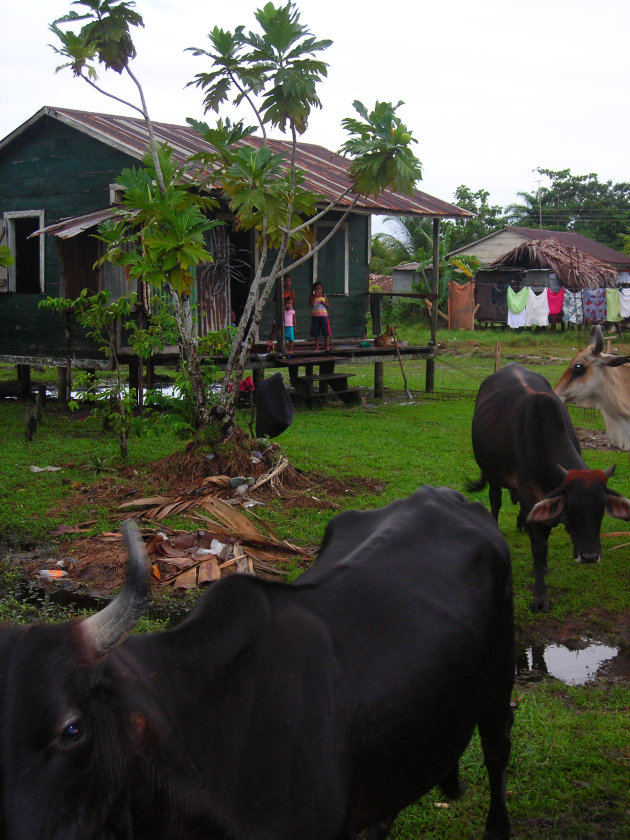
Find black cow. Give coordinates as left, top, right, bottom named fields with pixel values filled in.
left=0, top=487, right=514, bottom=840
left=469, top=363, right=630, bottom=612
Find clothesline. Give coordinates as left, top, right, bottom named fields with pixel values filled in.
left=469, top=279, right=630, bottom=329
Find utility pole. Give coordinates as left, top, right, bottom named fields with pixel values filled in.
left=533, top=170, right=543, bottom=229
left=425, top=217, right=440, bottom=393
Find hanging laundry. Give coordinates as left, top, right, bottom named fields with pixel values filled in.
left=547, top=288, right=564, bottom=315
left=448, top=280, right=475, bottom=330
left=525, top=287, right=550, bottom=328
left=605, top=287, right=621, bottom=322
left=619, top=288, right=630, bottom=319
left=492, top=282, right=508, bottom=310
left=507, top=286, right=528, bottom=329
left=582, top=288, right=607, bottom=323
left=547, top=288, right=565, bottom=332
left=562, top=289, right=583, bottom=325
left=474, top=281, right=507, bottom=322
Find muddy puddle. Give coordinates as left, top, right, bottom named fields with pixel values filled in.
left=517, top=642, right=630, bottom=684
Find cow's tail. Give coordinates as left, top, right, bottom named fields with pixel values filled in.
left=466, top=472, right=488, bottom=494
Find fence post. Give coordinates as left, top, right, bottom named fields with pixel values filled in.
left=494, top=341, right=501, bottom=372
left=374, top=361, right=384, bottom=398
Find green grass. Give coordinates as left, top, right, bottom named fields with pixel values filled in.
left=389, top=681, right=630, bottom=839
left=0, top=399, right=183, bottom=541
left=1, top=334, right=630, bottom=840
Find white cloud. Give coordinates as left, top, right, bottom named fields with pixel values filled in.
left=2, top=0, right=629, bottom=211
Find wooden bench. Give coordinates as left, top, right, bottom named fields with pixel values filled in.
left=277, top=355, right=361, bottom=406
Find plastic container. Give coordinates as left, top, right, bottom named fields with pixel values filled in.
left=38, top=569, right=68, bottom=580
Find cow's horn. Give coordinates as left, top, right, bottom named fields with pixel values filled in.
left=82, top=520, right=150, bottom=657
left=557, top=464, right=569, bottom=478
left=604, top=464, right=616, bottom=480
left=591, top=325, right=604, bottom=355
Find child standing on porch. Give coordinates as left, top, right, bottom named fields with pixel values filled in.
left=283, top=296, right=296, bottom=355
left=309, top=281, right=331, bottom=351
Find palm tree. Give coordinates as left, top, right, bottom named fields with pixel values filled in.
left=376, top=216, right=434, bottom=263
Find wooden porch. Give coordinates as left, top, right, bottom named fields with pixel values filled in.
left=0, top=339, right=435, bottom=405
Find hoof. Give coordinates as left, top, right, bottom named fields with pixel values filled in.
left=531, top=597, right=550, bottom=613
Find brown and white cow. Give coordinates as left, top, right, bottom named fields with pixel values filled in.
left=554, top=326, right=630, bottom=450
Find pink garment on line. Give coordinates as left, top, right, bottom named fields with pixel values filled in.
left=547, top=288, right=564, bottom=315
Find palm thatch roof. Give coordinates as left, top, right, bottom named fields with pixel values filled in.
left=486, top=239, right=618, bottom=289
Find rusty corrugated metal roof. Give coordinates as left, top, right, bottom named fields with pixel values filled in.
left=30, top=208, right=128, bottom=239
left=4, top=106, right=471, bottom=220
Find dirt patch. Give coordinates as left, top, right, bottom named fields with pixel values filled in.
left=518, top=610, right=630, bottom=650
left=26, top=444, right=385, bottom=599
left=574, top=426, right=625, bottom=452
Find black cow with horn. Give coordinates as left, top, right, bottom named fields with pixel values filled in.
left=0, top=487, right=515, bottom=839
left=470, top=363, right=630, bottom=612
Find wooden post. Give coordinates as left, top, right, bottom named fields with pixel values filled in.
left=275, top=278, right=285, bottom=354
left=64, top=310, right=72, bottom=404
left=374, top=361, right=384, bottom=398
left=494, top=341, right=501, bottom=372
left=146, top=358, right=155, bottom=389
left=425, top=218, right=440, bottom=392
left=17, top=364, right=31, bottom=398
left=129, top=358, right=140, bottom=406
left=35, top=387, right=45, bottom=422
left=252, top=364, right=264, bottom=388
left=24, top=405, right=37, bottom=440
left=57, top=366, right=69, bottom=404
left=370, top=293, right=383, bottom=336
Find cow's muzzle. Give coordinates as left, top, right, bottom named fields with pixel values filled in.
left=575, top=552, right=601, bottom=564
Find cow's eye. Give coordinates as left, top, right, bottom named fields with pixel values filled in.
left=59, top=718, right=84, bottom=746
left=572, top=363, right=586, bottom=377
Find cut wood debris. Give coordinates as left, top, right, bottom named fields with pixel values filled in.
left=114, top=485, right=312, bottom=588
left=144, top=526, right=302, bottom=589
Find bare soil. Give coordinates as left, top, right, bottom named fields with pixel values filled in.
left=23, top=442, right=385, bottom=598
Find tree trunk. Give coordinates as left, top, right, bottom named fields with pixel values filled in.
left=220, top=259, right=284, bottom=428
left=168, top=287, right=211, bottom=428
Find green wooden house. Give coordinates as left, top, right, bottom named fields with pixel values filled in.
left=0, top=106, right=470, bottom=368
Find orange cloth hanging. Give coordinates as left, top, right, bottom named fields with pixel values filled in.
left=448, top=280, right=475, bottom=330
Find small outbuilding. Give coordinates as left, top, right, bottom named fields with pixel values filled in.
left=474, top=238, right=623, bottom=328
left=447, top=225, right=630, bottom=280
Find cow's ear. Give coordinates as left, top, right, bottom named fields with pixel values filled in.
left=603, top=354, right=630, bottom=368
left=527, top=495, right=566, bottom=524
left=122, top=703, right=204, bottom=785
left=605, top=489, right=630, bottom=521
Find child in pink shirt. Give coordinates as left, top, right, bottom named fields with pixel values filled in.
left=284, top=296, right=296, bottom=355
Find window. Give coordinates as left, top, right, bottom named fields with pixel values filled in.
left=3, top=211, right=45, bottom=293
left=314, top=222, right=348, bottom=295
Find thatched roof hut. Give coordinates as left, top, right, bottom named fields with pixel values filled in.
left=486, top=239, right=617, bottom=290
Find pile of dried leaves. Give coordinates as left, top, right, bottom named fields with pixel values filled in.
left=40, top=443, right=385, bottom=596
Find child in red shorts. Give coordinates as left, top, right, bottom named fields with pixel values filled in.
left=309, top=282, right=330, bottom=351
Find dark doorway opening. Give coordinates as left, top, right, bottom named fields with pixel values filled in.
left=14, top=217, right=41, bottom=293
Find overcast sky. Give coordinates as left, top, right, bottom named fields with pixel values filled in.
left=2, top=0, right=629, bottom=219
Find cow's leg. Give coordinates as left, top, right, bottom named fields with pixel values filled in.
left=478, top=688, right=513, bottom=839
left=516, top=505, right=527, bottom=532
left=439, top=760, right=466, bottom=799
left=362, top=817, right=394, bottom=840
left=528, top=523, right=552, bottom=612
left=488, top=483, right=502, bottom=521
